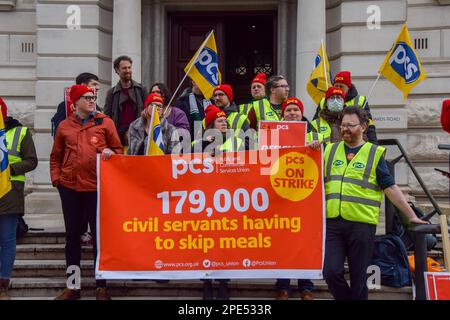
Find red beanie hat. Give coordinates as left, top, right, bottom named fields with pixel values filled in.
left=325, top=86, right=346, bottom=100
left=69, top=85, right=94, bottom=104
left=213, top=84, right=234, bottom=102
left=252, top=73, right=267, bottom=86
left=281, top=97, right=304, bottom=119
left=144, top=93, right=164, bottom=107
left=334, top=71, right=352, bottom=89
left=0, top=97, right=7, bottom=120
left=204, top=105, right=227, bottom=129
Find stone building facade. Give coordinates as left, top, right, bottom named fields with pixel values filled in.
left=0, top=0, right=449, bottom=216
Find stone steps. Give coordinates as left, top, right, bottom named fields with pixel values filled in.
left=7, top=278, right=413, bottom=300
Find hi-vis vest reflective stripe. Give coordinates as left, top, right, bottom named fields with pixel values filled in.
left=311, top=118, right=331, bottom=144
left=5, top=126, right=27, bottom=182
left=219, top=136, right=244, bottom=152
left=252, top=99, right=280, bottom=122
left=238, top=103, right=252, bottom=115
left=306, top=131, right=323, bottom=144
left=319, top=95, right=367, bottom=111
left=202, top=112, right=249, bottom=132
left=324, top=141, right=386, bottom=225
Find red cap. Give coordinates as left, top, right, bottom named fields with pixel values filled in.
left=334, top=71, right=352, bottom=89
left=281, top=97, right=304, bottom=119
left=204, top=105, right=226, bottom=129
left=325, top=87, right=346, bottom=100
left=252, top=73, right=267, bottom=86
left=144, top=93, right=164, bottom=107
left=0, top=97, right=7, bottom=120
left=443, top=99, right=450, bottom=110
left=213, top=84, right=234, bottom=103
left=69, top=85, right=94, bottom=104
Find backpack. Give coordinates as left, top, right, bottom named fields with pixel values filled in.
left=392, top=202, right=438, bottom=251
left=372, top=234, right=412, bottom=287
left=16, top=217, right=29, bottom=238
left=51, top=102, right=67, bottom=137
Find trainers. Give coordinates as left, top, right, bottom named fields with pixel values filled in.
left=96, top=287, right=111, bottom=300
left=300, top=291, right=314, bottom=300
left=276, top=289, right=289, bottom=300
left=54, top=288, right=81, bottom=300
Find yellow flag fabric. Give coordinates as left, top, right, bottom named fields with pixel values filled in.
left=379, top=24, right=426, bottom=99
left=0, top=111, right=12, bottom=198
left=145, top=107, right=165, bottom=156
left=184, top=31, right=222, bottom=100
left=306, top=43, right=332, bottom=105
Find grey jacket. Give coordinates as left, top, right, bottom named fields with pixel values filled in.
left=127, top=117, right=180, bottom=155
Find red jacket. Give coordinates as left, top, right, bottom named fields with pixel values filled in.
left=50, top=112, right=123, bottom=192
left=441, top=100, right=450, bottom=134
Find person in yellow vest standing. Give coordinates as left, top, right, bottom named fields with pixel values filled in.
left=0, top=98, right=38, bottom=300
left=323, top=106, right=426, bottom=300
left=246, top=75, right=289, bottom=130
left=313, top=71, right=378, bottom=144
left=238, top=73, right=267, bottom=116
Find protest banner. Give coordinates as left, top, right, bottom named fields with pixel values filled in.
left=96, top=148, right=324, bottom=280
left=425, top=272, right=450, bottom=300
left=258, top=121, right=307, bottom=150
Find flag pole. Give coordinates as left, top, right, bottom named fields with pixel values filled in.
left=363, top=72, right=381, bottom=108
left=321, top=39, right=329, bottom=90
left=164, top=30, right=214, bottom=115
left=145, top=106, right=157, bottom=155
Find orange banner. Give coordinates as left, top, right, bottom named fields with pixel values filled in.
left=259, top=121, right=307, bottom=150
left=96, top=148, right=325, bottom=280
left=425, top=272, right=450, bottom=300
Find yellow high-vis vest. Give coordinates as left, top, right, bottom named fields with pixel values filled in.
left=324, top=141, right=386, bottom=225
left=5, top=126, right=27, bottom=182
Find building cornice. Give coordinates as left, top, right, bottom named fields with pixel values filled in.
left=0, top=0, right=16, bottom=11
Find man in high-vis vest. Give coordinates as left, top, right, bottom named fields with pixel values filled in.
left=313, top=71, right=378, bottom=144
left=0, top=98, right=37, bottom=300
left=238, top=72, right=267, bottom=116
left=246, top=75, right=289, bottom=130
left=211, top=84, right=253, bottom=149
left=323, top=106, right=425, bottom=300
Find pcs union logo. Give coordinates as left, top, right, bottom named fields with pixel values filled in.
left=352, top=162, right=366, bottom=169
left=388, top=42, right=421, bottom=84
left=333, top=160, right=344, bottom=167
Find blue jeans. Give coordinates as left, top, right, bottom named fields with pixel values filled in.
left=0, top=214, right=18, bottom=279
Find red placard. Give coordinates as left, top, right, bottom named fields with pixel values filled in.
left=258, top=121, right=307, bottom=151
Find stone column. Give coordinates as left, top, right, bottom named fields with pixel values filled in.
left=112, top=0, right=142, bottom=83
left=295, top=0, right=326, bottom=119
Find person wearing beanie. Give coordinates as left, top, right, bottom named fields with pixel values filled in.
left=274, top=96, right=322, bottom=301
left=128, top=93, right=185, bottom=155
left=0, top=98, right=38, bottom=300
left=441, top=99, right=450, bottom=134
left=193, top=105, right=246, bottom=158
left=104, top=56, right=148, bottom=147
left=313, top=71, right=378, bottom=144
left=238, top=73, right=267, bottom=115
left=245, top=75, right=289, bottom=131
left=211, top=84, right=253, bottom=149
left=50, top=84, right=123, bottom=300
left=51, top=73, right=102, bottom=139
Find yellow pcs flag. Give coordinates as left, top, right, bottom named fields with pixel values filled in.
left=145, top=107, right=165, bottom=156
left=306, top=42, right=332, bottom=104
left=0, top=111, right=12, bottom=198
left=379, top=24, right=426, bottom=99
left=184, top=31, right=222, bottom=100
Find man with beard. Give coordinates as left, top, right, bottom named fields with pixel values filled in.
left=322, top=106, right=426, bottom=300
left=104, top=56, right=148, bottom=148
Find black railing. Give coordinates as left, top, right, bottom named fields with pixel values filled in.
left=379, top=139, right=446, bottom=300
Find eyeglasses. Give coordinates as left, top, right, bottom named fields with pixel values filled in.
left=274, top=85, right=290, bottom=89
left=340, top=123, right=361, bottom=129
left=213, top=93, right=226, bottom=98
left=80, top=96, right=97, bottom=102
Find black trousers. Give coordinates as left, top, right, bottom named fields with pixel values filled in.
left=58, top=185, right=106, bottom=288
left=323, top=217, right=376, bottom=300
